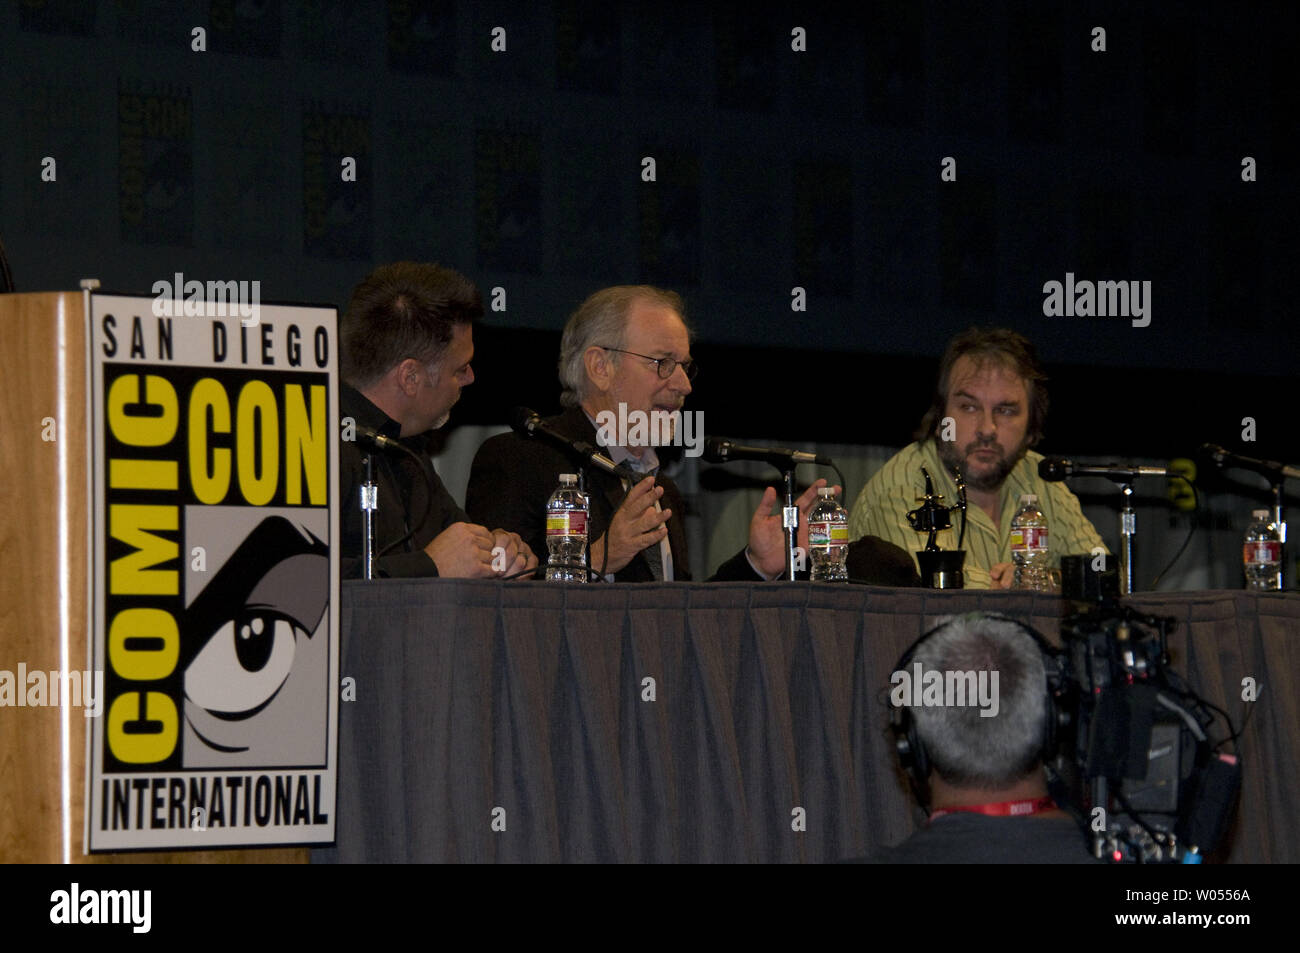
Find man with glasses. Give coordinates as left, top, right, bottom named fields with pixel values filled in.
left=338, top=261, right=537, bottom=579
left=466, top=285, right=831, bottom=581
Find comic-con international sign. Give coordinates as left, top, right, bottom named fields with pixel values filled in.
left=86, top=291, right=339, bottom=850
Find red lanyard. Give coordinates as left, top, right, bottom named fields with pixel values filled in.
left=929, top=796, right=1056, bottom=822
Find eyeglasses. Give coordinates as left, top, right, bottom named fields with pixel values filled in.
left=599, top=347, right=699, bottom=381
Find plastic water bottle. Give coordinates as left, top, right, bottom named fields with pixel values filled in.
left=1242, top=509, right=1281, bottom=591
left=808, top=487, right=849, bottom=582
left=1010, top=493, right=1051, bottom=591
left=544, top=474, right=589, bottom=582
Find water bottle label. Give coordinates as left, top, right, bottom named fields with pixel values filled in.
left=1243, top=541, right=1280, bottom=565
left=547, top=512, right=588, bottom=536
left=809, top=521, right=849, bottom=546
left=1010, top=527, right=1048, bottom=552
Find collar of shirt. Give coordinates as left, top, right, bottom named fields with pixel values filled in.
left=583, top=411, right=660, bottom=476
left=342, top=384, right=405, bottom=442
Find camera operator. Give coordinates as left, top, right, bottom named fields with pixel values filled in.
left=857, top=612, right=1098, bottom=864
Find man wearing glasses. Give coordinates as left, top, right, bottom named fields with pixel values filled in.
left=466, top=285, right=830, bottom=581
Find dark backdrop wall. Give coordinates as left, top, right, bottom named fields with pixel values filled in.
left=2, top=0, right=1297, bottom=464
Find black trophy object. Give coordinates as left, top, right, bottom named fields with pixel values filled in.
left=906, top=466, right=968, bottom=589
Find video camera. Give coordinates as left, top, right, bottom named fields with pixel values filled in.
left=1050, top=555, right=1243, bottom=863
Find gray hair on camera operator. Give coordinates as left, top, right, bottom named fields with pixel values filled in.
left=857, top=612, right=1098, bottom=864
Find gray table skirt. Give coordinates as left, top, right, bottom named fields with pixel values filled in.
left=312, top=581, right=1299, bottom=863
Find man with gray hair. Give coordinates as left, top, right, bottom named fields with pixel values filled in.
left=858, top=612, right=1096, bottom=863
left=466, top=285, right=839, bottom=581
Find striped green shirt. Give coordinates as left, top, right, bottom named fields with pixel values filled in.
left=847, top=440, right=1108, bottom=589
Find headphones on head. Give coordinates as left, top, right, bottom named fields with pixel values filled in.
left=887, top=612, right=1072, bottom=810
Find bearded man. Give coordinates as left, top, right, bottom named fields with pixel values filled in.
left=847, top=327, right=1106, bottom=589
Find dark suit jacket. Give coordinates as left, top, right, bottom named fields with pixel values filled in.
left=338, top=385, right=469, bottom=578
left=466, top=405, right=758, bottom=582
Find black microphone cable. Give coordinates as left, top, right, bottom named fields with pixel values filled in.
left=0, top=232, right=15, bottom=293
left=1149, top=475, right=1199, bottom=591
left=581, top=476, right=621, bottom=582
left=501, top=563, right=542, bottom=581
left=596, top=506, right=611, bottom=581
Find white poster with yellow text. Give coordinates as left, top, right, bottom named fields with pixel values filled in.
left=85, top=291, right=338, bottom=850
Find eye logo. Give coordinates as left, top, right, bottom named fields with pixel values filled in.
left=182, top=516, right=329, bottom=765
left=186, top=609, right=306, bottom=724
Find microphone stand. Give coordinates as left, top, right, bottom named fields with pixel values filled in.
left=1059, top=469, right=1147, bottom=595
left=1202, top=445, right=1293, bottom=589
left=1119, top=481, right=1136, bottom=596
left=361, top=453, right=378, bottom=580
left=579, top=469, right=590, bottom=580
left=580, top=467, right=605, bottom=583
left=782, top=465, right=799, bottom=581
left=1273, top=480, right=1287, bottom=589
left=955, top=469, right=968, bottom=552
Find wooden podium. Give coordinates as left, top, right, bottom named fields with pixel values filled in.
left=0, top=292, right=305, bottom=863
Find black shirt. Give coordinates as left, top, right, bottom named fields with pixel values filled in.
left=338, top=384, right=469, bottom=578
left=851, top=813, right=1101, bottom=864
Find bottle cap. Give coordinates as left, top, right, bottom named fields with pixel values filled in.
left=818, top=487, right=836, bottom=498
left=560, top=473, right=577, bottom=484
left=1252, top=509, right=1269, bottom=520
left=1020, top=493, right=1038, bottom=505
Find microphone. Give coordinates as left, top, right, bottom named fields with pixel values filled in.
left=703, top=437, right=832, bottom=468
left=355, top=425, right=405, bottom=454
left=510, top=407, right=638, bottom=482
left=1201, top=444, right=1300, bottom=481
left=1039, top=458, right=1170, bottom=482
left=510, top=405, right=544, bottom=437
